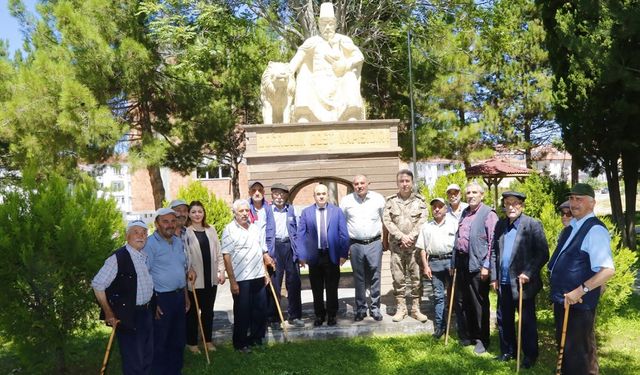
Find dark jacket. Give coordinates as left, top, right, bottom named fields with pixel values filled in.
left=490, top=214, right=549, bottom=300
left=102, top=247, right=137, bottom=330
left=296, top=203, right=349, bottom=266
left=272, top=203, right=299, bottom=260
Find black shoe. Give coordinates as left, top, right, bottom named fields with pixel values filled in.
left=494, top=353, right=514, bottom=362
left=354, top=312, right=366, bottom=321
left=327, top=317, right=337, bottom=326
left=371, top=312, right=384, bottom=321
left=432, top=328, right=445, bottom=339
left=522, top=357, right=536, bottom=369
left=313, top=317, right=324, bottom=327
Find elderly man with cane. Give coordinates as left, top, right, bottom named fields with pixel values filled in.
left=92, top=220, right=154, bottom=375
left=416, top=197, right=458, bottom=339
left=490, top=191, right=549, bottom=369
left=222, top=199, right=273, bottom=353
left=548, top=183, right=615, bottom=374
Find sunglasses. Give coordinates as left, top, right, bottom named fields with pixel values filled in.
left=561, top=210, right=572, bottom=217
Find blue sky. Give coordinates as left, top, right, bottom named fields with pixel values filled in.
left=1, top=0, right=37, bottom=55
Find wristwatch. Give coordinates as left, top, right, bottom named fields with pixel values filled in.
left=581, top=283, right=590, bottom=293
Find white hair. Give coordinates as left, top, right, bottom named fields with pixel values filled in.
left=232, top=199, right=250, bottom=212
left=466, top=181, right=485, bottom=193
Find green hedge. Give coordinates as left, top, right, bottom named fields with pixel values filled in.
left=174, top=180, right=233, bottom=238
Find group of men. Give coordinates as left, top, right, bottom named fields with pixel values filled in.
left=93, top=167, right=615, bottom=374
left=93, top=199, right=200, bottom=375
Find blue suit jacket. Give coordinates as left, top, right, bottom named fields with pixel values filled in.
left=297, top=203, right=349, bottom=266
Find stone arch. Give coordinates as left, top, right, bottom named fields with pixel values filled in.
left=289, top=176, right=354, bottom=205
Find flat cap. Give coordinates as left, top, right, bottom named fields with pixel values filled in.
left=567, top=183, right=595, bottom=198
left=126, top=219, right=148, bottom=231
left=271, top=183, right=289, bottom=193
left=249, top=181, right=264, bottom=190
left=430, top=197, right=446, bottom=206
left=558, top=200, right=570, bottom=210
left=168, top=199, right=188, bottom=209
left=501, top=191, right=526, bottom=201
left=155, top=207, right=177, bottom=218
left=446, top=183, right=461, bottom=192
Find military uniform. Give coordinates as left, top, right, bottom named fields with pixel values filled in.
left=382, top=193, right=428, bottom=321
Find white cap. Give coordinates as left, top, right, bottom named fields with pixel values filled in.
left=155, top=207, right=177, bottom=218
left=446, top=183, right=461, bottom=193
left=126, top=220, right=148, bottom=231
left=319, top=2, right=335, bottom=19
left=168, top=199, right=188, bottom=209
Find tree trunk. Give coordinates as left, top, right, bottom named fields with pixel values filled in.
left=604, top=158, right=626, bottom=244
left=571, top=157, right=579, bottom=185
left=231, top=159, right=241, bottom=201
left=621, top=151, right=638, bottom=250
left=298, top=0, right=317, bottom=39
left=148, top=165, right=166, bottom=209
left=524, top=123, right=533, bottom=168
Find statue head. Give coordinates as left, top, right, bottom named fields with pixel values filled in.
left=318, top=2, right=336, bottom=41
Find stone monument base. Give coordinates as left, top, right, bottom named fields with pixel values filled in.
left=244, top=120, right=402, bottom=200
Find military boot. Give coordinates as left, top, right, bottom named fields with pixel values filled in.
left=410, top=298, right=428, bottom=323
left=392, top=297, right=407, bottom=322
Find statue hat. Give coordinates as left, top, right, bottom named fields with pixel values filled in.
left=319, top=2, right=335, bottom=19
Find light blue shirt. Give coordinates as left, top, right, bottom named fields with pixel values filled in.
left=557, top=212, right=614, bottom=273
left=143, top=231, right=187, bottom=292
left=500, top=217, right=520, bottom=284
left=92, top=244, right=154, bottom=305
left=273, top=205, right=290, bottom=240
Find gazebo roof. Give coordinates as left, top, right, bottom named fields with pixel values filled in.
left=465, top=158, right=532, bottom=178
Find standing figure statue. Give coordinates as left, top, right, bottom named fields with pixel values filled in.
left=288, top=2, right=365, bottom=122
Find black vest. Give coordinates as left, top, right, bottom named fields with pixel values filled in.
left=102, top=247, right=138, bottom=330
left=548, top=217, right=604, bottom=310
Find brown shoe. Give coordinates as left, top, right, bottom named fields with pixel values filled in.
left=187, top=345, right=201, bottom=354
left=206, top=342, right=217, bottom=352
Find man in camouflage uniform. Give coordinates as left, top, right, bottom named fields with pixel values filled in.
left=383, top=169, right=428, bottom=322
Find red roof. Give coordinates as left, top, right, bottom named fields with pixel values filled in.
left=465, top=158, right=532, bottom=177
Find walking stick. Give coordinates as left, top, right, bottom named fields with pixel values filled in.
left=265, top=265, right=289, bottom=342
left=190, top=281, right=210, bottom=365
left=555, top=301, right=570, bottom=375
left=444, top=268, right=457, bottom=346
left=99, top=322, right=117, bottom=375
left=516, top=280, right=524, bottom=373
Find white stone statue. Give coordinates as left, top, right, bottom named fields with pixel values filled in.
left=287, top=2, right=365, bottom=122
left=260, top=61, right=295, bottom=124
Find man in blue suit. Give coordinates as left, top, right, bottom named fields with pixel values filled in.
left=267, top=183, right=304, bottom=328
left=297, top=184, right=350, bottom=327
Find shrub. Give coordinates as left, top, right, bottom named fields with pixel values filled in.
left=509, top=173, right=569, bottom=218
left=0, top=171, right=123, bottom=374
left=175, top=181, right=233, bottom=238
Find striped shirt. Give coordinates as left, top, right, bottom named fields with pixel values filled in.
left=91, top=244, right=154, bottom=305
left=221, top=220, right=267, bottom=282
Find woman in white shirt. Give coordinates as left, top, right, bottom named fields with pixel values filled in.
left=185, top=201, right=225, bottom=353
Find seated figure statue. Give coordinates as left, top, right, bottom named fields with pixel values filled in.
left=288, top=2, right=366, bottom=122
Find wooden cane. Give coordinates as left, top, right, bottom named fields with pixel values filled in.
left=555, top=301, right=570, bottom=375
left=444, top=268, right=457, bottom=346
left=265, top=265, right=289, bottom=342
left=190, top=281, right=210, bottom=365
left=516, top=280, right=524, bottom=373
left=99, top=322, right=117, bottom=375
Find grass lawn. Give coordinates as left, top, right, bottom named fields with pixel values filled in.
left=2, top=294, right=639, bottom=375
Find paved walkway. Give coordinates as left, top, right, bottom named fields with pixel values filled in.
left=211, top=252, right=439, bottom=343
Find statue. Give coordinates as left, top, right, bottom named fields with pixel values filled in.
left=260, top=61, right=295, bottom=124
left=287, top=2, right=365, bottom=122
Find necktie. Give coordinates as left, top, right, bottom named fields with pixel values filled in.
left=319, top=207, right=328, bottom=249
